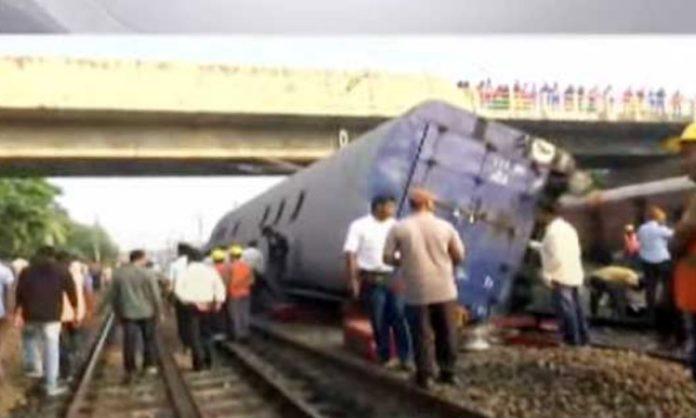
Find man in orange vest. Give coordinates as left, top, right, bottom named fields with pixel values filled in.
left=672, top=122, right=696, bottom=381
left=227, top=245, right=254, bottom=342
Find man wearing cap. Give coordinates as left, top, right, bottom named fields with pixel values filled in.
left=383, top=188, right=465, bottom=389
left=672, top=123, right=696, bottom=381
left=226, top=245, right=254, bottom=342
left=344, top=194, right=412, bottom=370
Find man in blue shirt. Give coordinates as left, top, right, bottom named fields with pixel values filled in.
left=637, top=206, right=675, bottom=334
left=0, top=261, right=15, bottom=382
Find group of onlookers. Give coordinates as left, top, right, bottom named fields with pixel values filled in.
left=345, top=122, right=696, bottom=390
left=100, top=241, right=266, bottom=381
left=344, top=188, right=465, bottom=389
left=456, top=79, right=695, bottom=119
left=166, top=242, right=264, bottom=371
left=0, top=247, right=97, bottom=396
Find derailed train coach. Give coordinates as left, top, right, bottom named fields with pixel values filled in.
left=208, top=101, right=576, bottom=320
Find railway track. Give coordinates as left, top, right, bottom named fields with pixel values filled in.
left=14, top=313, right=488, bottom=418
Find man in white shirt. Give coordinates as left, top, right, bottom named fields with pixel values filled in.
left=169, top=243, right=192, bottom=351
left=539, top=202, right=589, bottom=346
left=344, top=195, right=411, bottom=368
left=174, top=248, right=226, bottom=371
left=637, top=206, right=674, bottom=321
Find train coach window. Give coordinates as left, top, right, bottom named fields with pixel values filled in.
left=212, top=225, right=227, bottom=242
left=289, top=191, right=306, bottom=222
left=273, top=199, right=286, bottom=225
left=232, top=221, right=241, bottom=237
left=260, top=205, right=271, bottom=227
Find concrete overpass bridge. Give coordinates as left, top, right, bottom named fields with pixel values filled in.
left=0, top=56, right=690, bottom=176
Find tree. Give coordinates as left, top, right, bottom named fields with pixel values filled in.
left=0, top=178, right=120, bottom=262
left=0, top=179, right=67, bottom=258
left=62, top=221, right=120, bottom=264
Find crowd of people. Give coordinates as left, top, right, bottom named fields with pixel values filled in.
left=344, top=122, right=696, bottom=391
left=103, top=240, right=270, bottom=381
left=0, top=248, right=101, bottom=396
left=456, top=79, right=696, bottom=119
left=1, top=125, right=695, bottom=399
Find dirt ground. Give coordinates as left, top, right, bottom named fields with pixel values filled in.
left=0, top=325, right=33, bottom=417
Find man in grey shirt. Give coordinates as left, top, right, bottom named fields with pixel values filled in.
left=102, top=249, right=162, bottom=384
left=384, top=188, right=465, bottom=389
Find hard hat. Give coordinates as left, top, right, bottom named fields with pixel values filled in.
left=211, top=249, right=226, bottom=262
left=229, top=245, right=243, bottom=257
left=662, top=123, right=696, bottom=153
left=682, top=123, right=696, bottom=143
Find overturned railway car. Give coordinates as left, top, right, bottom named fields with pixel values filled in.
left=208, top=101, right=576, bottom=319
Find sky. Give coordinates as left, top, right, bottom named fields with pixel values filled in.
left=4, top=0, right=695, bottom=34
left=0, top=34, right=694, bottom=250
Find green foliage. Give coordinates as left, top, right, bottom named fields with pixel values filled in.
left=0, top=178, right=119, bottom=262
left=0, top=179, right=67, bottom=258
left=62, top=221, right=120, bottom=264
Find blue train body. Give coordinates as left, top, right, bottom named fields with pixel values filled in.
left=208, top=101, right=574, bottom=319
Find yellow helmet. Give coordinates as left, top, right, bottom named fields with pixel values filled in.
left=229, top=245, right=243, bottom=257
left=682, top=123, right=696, bottom=144
left=663, top=123, right=696, bottom=153
left=211, top=249, right=226, bottom=262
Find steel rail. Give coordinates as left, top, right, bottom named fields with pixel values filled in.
left=220, top=342, right=326, bottom=418
left=250, top=318, right=489, bottom=418
left=64, top=312, right=115, bottom=418
left=154, top=330, right=204, bottom=418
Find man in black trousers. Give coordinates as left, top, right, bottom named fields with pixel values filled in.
left=103, top=250, right=163, bottom=384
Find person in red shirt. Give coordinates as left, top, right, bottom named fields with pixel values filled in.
left=226, top=246, right=254, bottom=342
left=623, top=224, right=640, bottom=263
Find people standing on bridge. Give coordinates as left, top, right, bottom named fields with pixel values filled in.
left=227, top=245, right=254, bottom=342
left=538, top=201, right=589, bottom=346
left=169, top=243, right=192, bottom=352
left=14, top=246, right=78, bottom=396
left=672, top=123, right=696, bottom=381
left=344, top=194, right=412, bottom=370
left=383, top=188, right=465, bottom=389
left=56, top=251, right=89, bottom=382
left=637, top=207, right=674, bottom=324
left=0, top=261, right=14, bottom=383
left=174, top=248, right=225, bottom=371
left=103, top=250, right=163, bottom=384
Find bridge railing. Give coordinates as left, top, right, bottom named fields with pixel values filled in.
left=456, top=88, right=696, bottom=123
